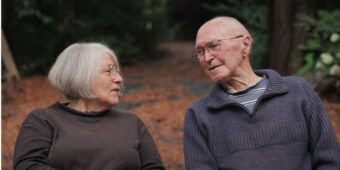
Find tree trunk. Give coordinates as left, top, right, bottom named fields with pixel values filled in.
left=268, top=0, right=319, bottom=75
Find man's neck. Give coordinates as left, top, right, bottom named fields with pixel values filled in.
left=221, top=69, right=262, bottom=93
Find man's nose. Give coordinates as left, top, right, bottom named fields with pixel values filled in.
left=204, top=49, right=214, bottom=63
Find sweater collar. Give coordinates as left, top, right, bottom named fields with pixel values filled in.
left=56, top=102, right=110, bottom=117
left=207, top=69, right=288, bottom=109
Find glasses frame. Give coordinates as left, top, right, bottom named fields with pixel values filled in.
left=192, top=35, right=244, bottom=62
left=102, top=64, right=120, bottom=79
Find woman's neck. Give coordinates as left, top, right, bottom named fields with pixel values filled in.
left=68, top=98, right=111, bottom=113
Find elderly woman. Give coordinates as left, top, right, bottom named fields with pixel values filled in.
left=13, top=42, right=165, bottom=170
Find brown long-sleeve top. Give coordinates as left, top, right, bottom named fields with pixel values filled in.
left=14, top=102, right=165, bottom=170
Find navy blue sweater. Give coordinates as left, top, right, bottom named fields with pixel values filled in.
left=184, top=69, right=340, bottom=170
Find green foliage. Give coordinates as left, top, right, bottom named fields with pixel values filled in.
left=5, top=0, right=170, bottom=76
left=297, top=9, right=340, bottom=77
left=297, top=53, right=314, bottom=75
left=202, top=0, right=268, bottom=69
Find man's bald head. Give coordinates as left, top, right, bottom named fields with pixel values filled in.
left=194, top=16, right=254, bottom=84
left=196, top=16, right=251, bottom=42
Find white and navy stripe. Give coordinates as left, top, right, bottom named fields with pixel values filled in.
left=227, top=76, right=268, bottom=113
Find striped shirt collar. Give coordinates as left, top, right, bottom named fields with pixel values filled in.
left=207, top=69, right=288, bottom=109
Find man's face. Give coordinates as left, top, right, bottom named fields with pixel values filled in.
left=195, top=22, right=246, bottom=83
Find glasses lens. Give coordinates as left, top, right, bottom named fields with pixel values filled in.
left=192, top=52, right=199, bottom=62
left=104, top=65, right=120, bottom=78
left=195, top=48, right=205, bottom=60
left=207, top=41, right=221, bottom=54
left=111, top=68, right=120, bottom=77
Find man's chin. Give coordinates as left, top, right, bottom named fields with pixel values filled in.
left=210, top=74, right=224, bottom=82
left=207, top=69, right=225, bottom=82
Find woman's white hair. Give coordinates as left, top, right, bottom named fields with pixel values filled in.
left=48, top=42, right=119, bottom=100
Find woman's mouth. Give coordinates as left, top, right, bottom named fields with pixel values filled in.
left=111, top=88, right=120, bottom=93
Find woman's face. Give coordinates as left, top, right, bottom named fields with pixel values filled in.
left=90, top=53, right=123, bottom=107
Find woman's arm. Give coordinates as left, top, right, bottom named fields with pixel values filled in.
left=137, top=118, right=165, bottom=170
left=13, top=111, right=58, bottom=170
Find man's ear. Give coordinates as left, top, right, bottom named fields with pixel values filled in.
left=242, top=36, right=251, bottom=56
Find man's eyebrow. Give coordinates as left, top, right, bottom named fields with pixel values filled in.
left=194, top=45, right=204, bottom=50
left=206, top=40, right=219, bottom=45
left=195, top=40, right=217, bottom=48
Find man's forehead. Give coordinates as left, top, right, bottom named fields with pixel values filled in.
left=196, top=24, right=227, bottom=46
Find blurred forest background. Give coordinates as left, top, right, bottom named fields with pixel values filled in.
left=2, top=0, right=340, bottom=79
left=2, top=0, right=340, bottom=169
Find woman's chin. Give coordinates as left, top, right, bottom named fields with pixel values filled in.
left=107, top=99, right=119, bottom=107
left=97, top=98, right=119, bottom=108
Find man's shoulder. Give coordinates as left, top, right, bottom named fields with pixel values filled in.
left=282, top=75, right=311, bottom=88
left=188, top=96, right=210, bottom=109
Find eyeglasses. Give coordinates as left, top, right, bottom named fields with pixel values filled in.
left=102, top=64, right=120, bottom=79
left=192, top=35, right=244, bottom=62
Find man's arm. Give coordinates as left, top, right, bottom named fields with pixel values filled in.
left=303, top=81, right=340, bottom=170
left=183, top=109, right=218, bottom=170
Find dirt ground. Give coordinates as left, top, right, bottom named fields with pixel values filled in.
left=2, top=42, right=340, bottom=170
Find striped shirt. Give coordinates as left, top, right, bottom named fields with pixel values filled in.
left=227, top=76, right=268, bottom=113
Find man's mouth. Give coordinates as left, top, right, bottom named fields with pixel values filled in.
left=209, top=65, right=219, bottom=71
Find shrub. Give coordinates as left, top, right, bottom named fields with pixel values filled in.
left=298, top=9, right=340, bottom=77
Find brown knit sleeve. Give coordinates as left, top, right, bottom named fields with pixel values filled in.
left=13, top=110, right=59, bottom=170
left=137, top=117, right=165, bottom=170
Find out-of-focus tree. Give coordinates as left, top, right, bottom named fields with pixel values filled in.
left=3, top=0, right=170, bottom=76
left=166, top=0, right=218, bottom=40
left=201, top=0, right=268, bottom=69
left=268, top=0, right=321, bottom=75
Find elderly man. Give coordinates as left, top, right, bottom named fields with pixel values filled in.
left=183, top=16, right=340, bottom=170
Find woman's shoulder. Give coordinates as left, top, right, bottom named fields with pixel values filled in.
left=20, top=102, right=61, bottom=129
left=108, top=109, right=141, bottom=120
left=107, top=109, right=147, bottom=128
left=27, top=102, right=60, bottom=118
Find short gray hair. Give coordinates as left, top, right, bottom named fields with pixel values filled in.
left=48, top=42, right=120, bottom=100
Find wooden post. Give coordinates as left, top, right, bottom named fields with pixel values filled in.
left=2, top=29, right=20, bottom=80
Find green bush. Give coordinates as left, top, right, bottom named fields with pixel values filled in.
left=298, top=9, right=340, bottom=77
left=4, top=0, right=170, bottom=76
left=202, top=0, right=268, bottom=69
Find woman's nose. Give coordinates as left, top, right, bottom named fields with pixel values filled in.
left=113, top=74, right=123, bottom=84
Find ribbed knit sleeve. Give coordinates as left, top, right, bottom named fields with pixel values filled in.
left=13, top=110, right=58, bottom=170
left=183, top=109, right=218, bottom=170
left=302, top=80, right=340, bottom=170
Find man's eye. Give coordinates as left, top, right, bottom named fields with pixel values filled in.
left=196, top=49, right=204, bottom=54
left=208, top=43, right=219, bottom=50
